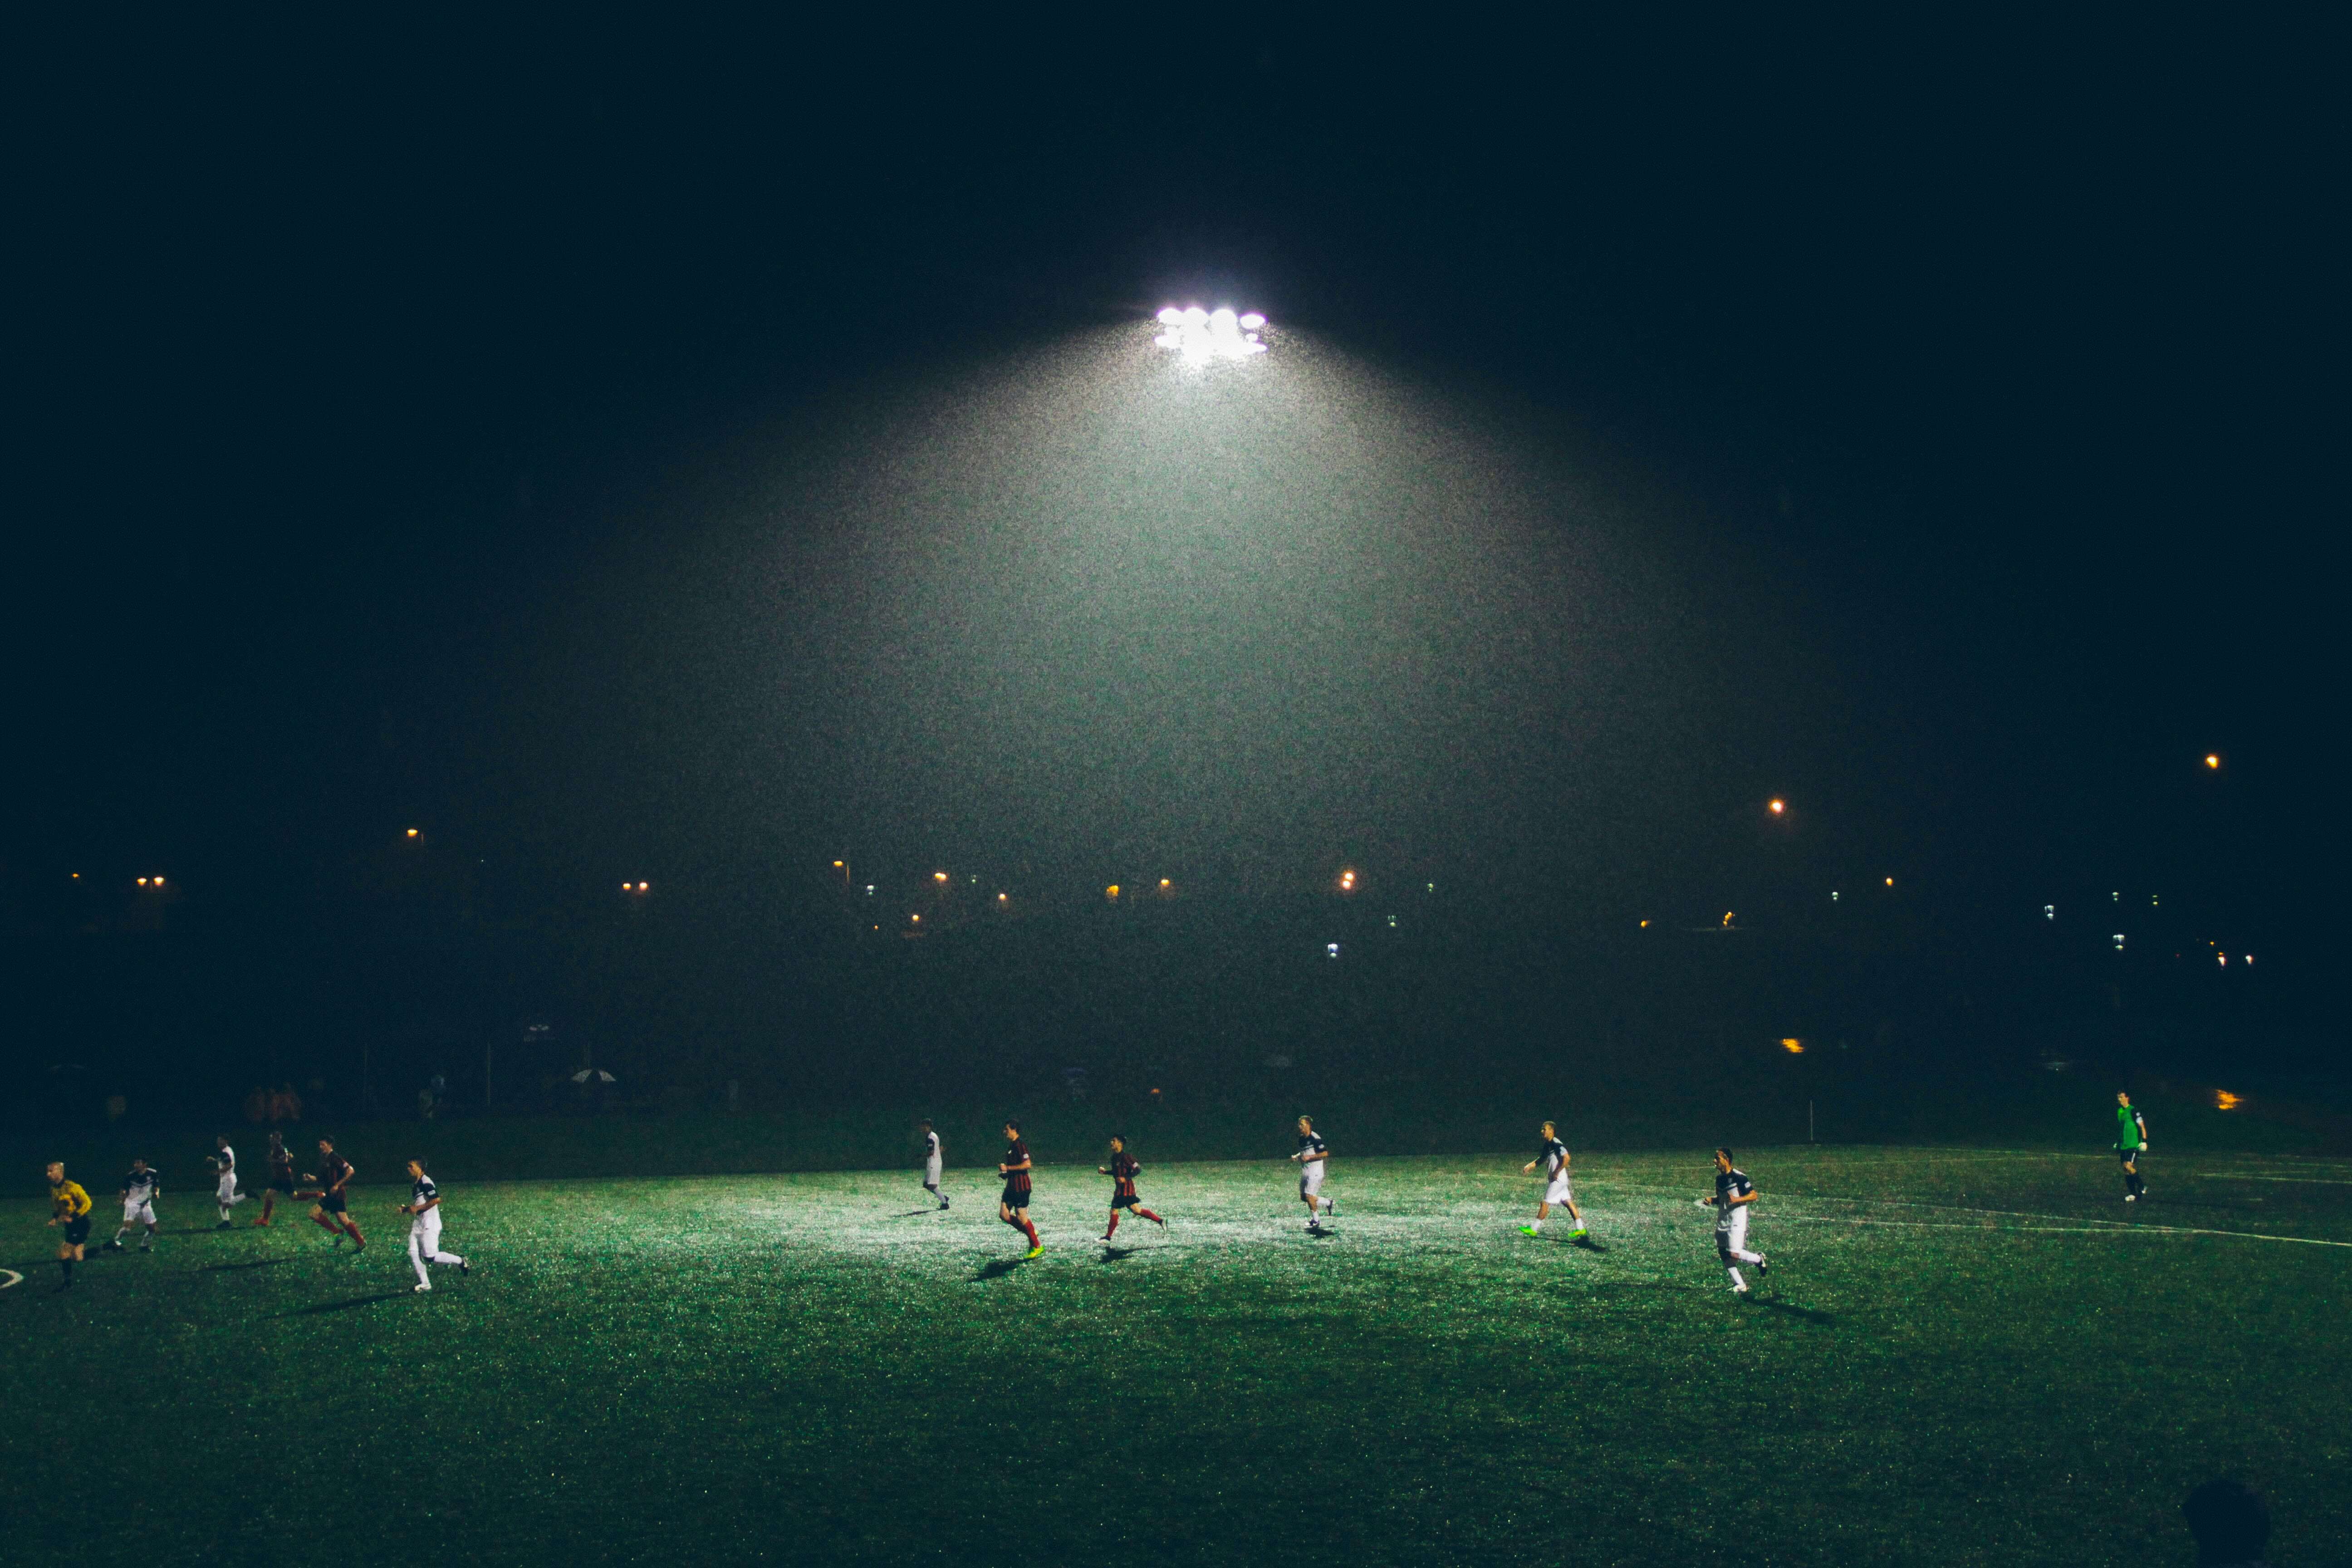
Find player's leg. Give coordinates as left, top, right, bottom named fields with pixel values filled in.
left=408, top=1223, right=433, bottom=1289
left=309, top=1202, right=342, bottom=1237
left=1136, top=1205, right=1164, bottom=1226
left=1102, top=1206, right=1119, bottom=1241
left=341, top=1210, right=367, bottom=1249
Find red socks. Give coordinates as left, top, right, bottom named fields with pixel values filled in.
left=1105, top=1213, right=1120, bottom=1238
left=1022, top=1220, right=1040, bottom=1247
left=1137, top=1208, right=1162, bottom=1224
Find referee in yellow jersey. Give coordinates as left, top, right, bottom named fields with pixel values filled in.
left=46, top=1162, right=93, bottom=1290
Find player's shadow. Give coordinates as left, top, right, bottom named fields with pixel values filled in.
left=1571, top=1236, right=1610, bottom=1254
left=1751, top=1296, right=1835, bottom=1325
left=279, top=1290, right=410, bottom=1317
left=969, top=1258, right=1026, bottom=1282
left=893, top=1208, right=942, bottom=1218
left=202, top=1257, right=289, bottom=1272
left=1097, top=1246, right=1138, bottom=1263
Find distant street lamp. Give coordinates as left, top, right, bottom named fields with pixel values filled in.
left=1768, top=799, right=1785, bottom=815
left=2205, top=754, right=2221, bottom=769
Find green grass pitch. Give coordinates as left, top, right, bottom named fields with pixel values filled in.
left=5, top=1146, right=2347, bottom=1566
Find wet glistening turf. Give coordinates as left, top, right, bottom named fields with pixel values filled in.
left=6, top=1146, right=2346, bottom=1566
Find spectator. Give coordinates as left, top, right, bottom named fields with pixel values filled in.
left=2183, top=1478, right=2271, bottom=1567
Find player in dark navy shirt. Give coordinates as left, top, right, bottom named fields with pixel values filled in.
left=996, top=1121, right=1042, bottom=1258
left=1096, top=1135, right=1165, bottom=1242
left=256, top=1131, right=298, bottom=1227
left=303, top=1137, right=367, bottom=1251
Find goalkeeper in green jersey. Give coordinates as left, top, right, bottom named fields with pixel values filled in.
left=2114, top=1091, right=2150, bottom=1202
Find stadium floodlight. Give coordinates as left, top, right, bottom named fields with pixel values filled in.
left=1153, top=303, right=1270, bottom=362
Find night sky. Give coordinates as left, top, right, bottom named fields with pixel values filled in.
left=11, top=17, right=2335, bottom=980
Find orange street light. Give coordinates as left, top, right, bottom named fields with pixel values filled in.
left=1768, top=799, right=1785, bottom=815
left=406, top=828, right=420, bottom=839
left=2204, top=754, right=2220, bottom=769
left=1780, top=1038, right=1805, bottom=1054
left=1338, top=868, right=1357, bottom=892
left=933, top=871, right=948, bottom=884
left=1106, top=884, right=1121, bottom=900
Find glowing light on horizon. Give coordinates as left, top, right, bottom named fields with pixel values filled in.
left=1768, top=798, right=1785, bottom=814
left=1154, top=304, right=1269, bottom=362
left=1781, top=1039, right=1804, bottom=1054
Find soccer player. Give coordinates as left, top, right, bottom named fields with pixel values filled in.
left=255, top=1131, right=297, bottom=1226
left=2115, top=1091, right=2151, bottom=1202
left=1698, top=1147, right=1767, bottom=1294
left=919, top=1118, right=947, bottom=1210
left=1518, top=1121, right=1589, bottom=1241
left=46, top=1162, right=93, bottom=1289
left=396, top=1158, right=469, bottom=1293
left=995, top=1120, right=1042, bottom=1258
left=107, top=1158, right=163, bottom=1252
left=1290, top=1116, right=1338, bottom=1232
left=303, top=1137, right=366, bottom=1251
left=207, top=1134, right=249, bottom=1228
left=1097, top=1134, right=1165, bottom=1241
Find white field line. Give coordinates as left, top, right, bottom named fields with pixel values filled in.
left=1785, top=1215, right=2352, bottom=1250
left=0, top=1268, right=21, bottom=1289
left=2203, top=1174, right=2352, bottom=1184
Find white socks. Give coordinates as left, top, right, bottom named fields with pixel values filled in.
left=1726, top=1268, right=1748, bottom=1290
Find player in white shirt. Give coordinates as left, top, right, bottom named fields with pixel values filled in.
left=1517, top=1122, right=1590, bottom=1241
left=918, top=1119, right=947, bottom=1210
left=107, top=1159, right=163, bottom=1251
left=396, top=1158, right=469, bottom=1292
left=1697, top=1147, right=1768, bottom=1294
left=1290, top=1116, right=1338, bottom=1232
left=207, top=1135, right=249, bottom=1228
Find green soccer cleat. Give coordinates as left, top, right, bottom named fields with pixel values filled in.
left=1570, top=1229, right=1589, bottom=1240
left=1518, top=1225, right=1540, bottom=1236
left=1024, top=1245, right=1044, bottom=1259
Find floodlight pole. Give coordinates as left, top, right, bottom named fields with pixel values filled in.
left=1808, top=1099, right=1816, bottom=1143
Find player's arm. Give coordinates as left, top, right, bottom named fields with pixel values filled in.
left=333, top=1165, right=355, bottom=1194
left=1521, top=1158, right=1538, bottom=1174
left=2136, top=1112, right=2150, bottom=1147
left=1728, top=1187, right=1758, bottom=1208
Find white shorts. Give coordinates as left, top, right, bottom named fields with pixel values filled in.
left=1717, top=1208, right=1749, bottom=1253
left=1544, top=1176, right=1575, bottom=1208
left=123, top=1199, right=156, bottom=1226
left=410, top=1211, right=443, bottom=1249
left=216, top=1173, right=239, bottom=1201
left=1299, top=1163, right=1326, bottom=1198
left=924, top=1158, right=943, bottom=1187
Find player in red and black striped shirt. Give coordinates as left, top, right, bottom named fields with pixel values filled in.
left=996, top=1121, right=1043, bottom=1258
left=1096, top=1134, right=1165, bottom=1242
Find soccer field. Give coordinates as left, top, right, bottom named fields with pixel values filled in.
left=5, top=1145, right=2347, bottom=1566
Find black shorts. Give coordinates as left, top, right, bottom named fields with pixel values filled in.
left=316, top=1190, right=348, bottom=1214
left=269, top=1174, right=296, bottom=1195
left=2118, top=1147, right=2141, bottom=1164
left=1110, top=1193, right=1140, bottom=1210
left=1000, top=1183, right=1031, bottom=1210
left=64, top=1216, right=92, bottom=1246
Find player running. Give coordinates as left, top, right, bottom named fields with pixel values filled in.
left=996, top=1121, right=1043, bottom=1258
left=1518, top=1122, right=1589, bottom=1241
left=303, top=1137, right=367, bottom=1251
left=1697, top=1147, right=1767, bottom=1295
left=919, top=1119, right=947, bottom=1210
left=106, top=1159, right=162, bottom=1252
left=46, top=1162, right=93, bottom=1290
left=2115, top=1091, right=2151, bottom=1202
left=255, top=1132, right=297, bottom=1226
left=207, top=1135, right=249, bottom=1228
left=396, top=1159, right=469, bottom=1293
left=1291, top=1116, right=1338, bottom=1232
left=1097, top=1134, right=1166, bottom=1242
